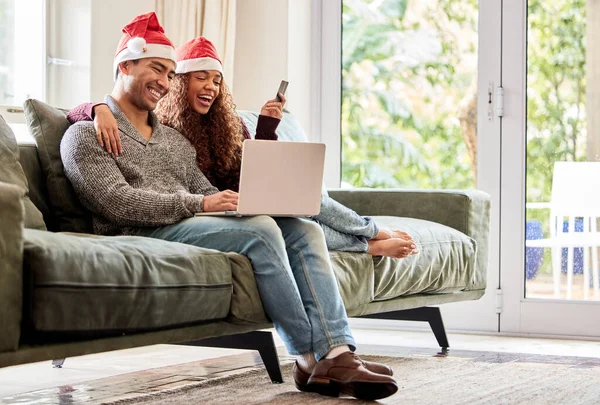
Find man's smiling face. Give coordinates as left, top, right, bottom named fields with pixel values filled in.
left=120, top=58, right=176, bottom=111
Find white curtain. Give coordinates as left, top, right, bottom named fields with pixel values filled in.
left=156, top=0, right=236, bottom=85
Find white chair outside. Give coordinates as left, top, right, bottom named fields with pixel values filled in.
left=526, top=161, right=600, bottom=300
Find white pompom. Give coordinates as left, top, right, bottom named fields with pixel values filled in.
left=127, top=37, right=147, bottom=54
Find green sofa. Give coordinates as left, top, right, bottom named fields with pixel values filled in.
left=0, top=99, right=490, bottom=381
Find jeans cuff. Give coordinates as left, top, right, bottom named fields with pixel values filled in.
left=282, top=341, right=313, bottom=357
left=313, top=335, right=357, bottom=361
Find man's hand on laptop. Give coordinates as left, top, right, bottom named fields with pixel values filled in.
left=202, top=190, right=239, bottom=212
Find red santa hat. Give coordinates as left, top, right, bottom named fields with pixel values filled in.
left=113, top=12, right=176, bottom=81
left=175, top=37, right=224, bottom=75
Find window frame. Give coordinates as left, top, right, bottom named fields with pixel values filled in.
left=0, top=106, right=25, bottom=123
left=312, top=0, right=342, bottom=188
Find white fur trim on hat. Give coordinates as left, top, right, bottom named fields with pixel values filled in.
left=175, top=57, right=223, bottom=75
left=113, top=42, right=177, bottom=81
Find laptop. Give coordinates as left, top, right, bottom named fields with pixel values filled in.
left=195, top=140, right=326, bottom=217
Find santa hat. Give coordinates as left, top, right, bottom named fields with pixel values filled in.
left=113, top=12, right=176, bottom=81
left=175, top=37, right=224, bottom=75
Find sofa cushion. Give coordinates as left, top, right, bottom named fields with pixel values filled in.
left=23, top=229, right=233, bottom=333
left=0, top=182, right=25, bottom=352
left=330, top=216, right=477, bottom=311
left=23, top=99, right=92, bottom=233
left=0, top=115, right=46, bottom=230
left=225, top=252, right=270, bottom=325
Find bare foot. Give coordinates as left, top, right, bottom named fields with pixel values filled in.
left=391, top=230, right=413, bottom=241
left=373, top=228, right=414, bottom=241
left=368, top=238, right=419, bottom=258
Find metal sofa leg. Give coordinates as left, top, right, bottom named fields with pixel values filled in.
left=181, top=330, right=283, bottom=384
left=52, top=358, right=65, bottom=368
left=358, top=306, right=450, bottom=355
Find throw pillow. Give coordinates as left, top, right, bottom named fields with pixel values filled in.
left=0, top=114, right=46, bottom=230
left=23, top=99, right=92, bottom=233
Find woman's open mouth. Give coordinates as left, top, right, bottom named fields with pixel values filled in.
left=197, top=95, right=213, bottom=107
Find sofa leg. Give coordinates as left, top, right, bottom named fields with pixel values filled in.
left=52, top=358, right=65, bottom=368
left=426, top=308, right=450, bottom=355
left=180, top=330, right=283, bottom=384
left=358, top=307, right=450, bottom=355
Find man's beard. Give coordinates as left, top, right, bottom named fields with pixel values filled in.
left=131, top=81, right=158, bottom=112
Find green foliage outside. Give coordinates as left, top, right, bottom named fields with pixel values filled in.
left=527, top=0, right=586, bottom=206
left=526, top=0, right=586, bottom=276
left=341, top=0, right=477, bottom=189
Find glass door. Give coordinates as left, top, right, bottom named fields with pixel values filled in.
left=333, top=0, right=503, bottom=332
left=501, top=0, right=600, bottom=337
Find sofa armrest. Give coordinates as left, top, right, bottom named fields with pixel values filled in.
left=0, top=181, right=25, bottom=352
left=327, top=188, right=491, bottom=287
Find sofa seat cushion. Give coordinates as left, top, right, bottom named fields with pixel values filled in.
left=330, top=216, right=478, bottom=311
left=23, top=229, right=234, bottom=333
left=223, top=252, right=270, bottom=325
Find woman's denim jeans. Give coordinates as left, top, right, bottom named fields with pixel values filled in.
left=134, top=215, right=356, bottom=361
left=313, top=191, right=379, bottom=252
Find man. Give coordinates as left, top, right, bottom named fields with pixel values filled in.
left=61, top=12, right=397, bottom=400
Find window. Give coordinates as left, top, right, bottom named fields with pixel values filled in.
left=0, top=0, right=45, bottom=108
left=340, top=0, right=478, bottom=189
left=0, top=0, right=45, bottom=143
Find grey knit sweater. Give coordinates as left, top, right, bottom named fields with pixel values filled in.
left=61, top=95, right=219, bottom=235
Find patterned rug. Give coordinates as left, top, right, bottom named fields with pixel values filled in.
left=102, top=352, right=600, bottom=405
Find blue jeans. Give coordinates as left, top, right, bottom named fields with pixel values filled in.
left=313, top=191, right=380, bottom=252
left=134, top=215, right=356, bottom=361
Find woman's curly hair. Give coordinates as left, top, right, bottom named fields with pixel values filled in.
left=155, top=73, right=244, bottom=189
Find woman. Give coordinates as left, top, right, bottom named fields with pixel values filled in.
left=67, top=36, right=418, bottom=259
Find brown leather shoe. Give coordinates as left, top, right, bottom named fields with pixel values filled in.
left=363, top=359, right=393, bottom=376
left=302, top=352, right=398, bottom=400
left=293, top=358, right=393, bottom=392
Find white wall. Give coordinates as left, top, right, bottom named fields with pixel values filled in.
left=89, top=0, right=155, bottom=102
left=233, top=0, right=289, bottom=110
left=233, top=0, right=313, bottom=135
